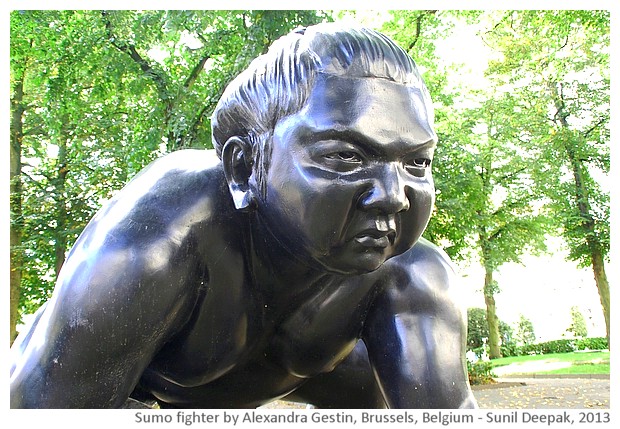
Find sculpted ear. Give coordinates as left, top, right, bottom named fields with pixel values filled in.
left=222, top=137, right=256, bottom=210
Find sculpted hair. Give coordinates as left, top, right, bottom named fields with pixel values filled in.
left=211, top=23, right=429, bottom=192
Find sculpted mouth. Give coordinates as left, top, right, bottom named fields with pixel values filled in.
left=353, top=229, right=396, bottom=248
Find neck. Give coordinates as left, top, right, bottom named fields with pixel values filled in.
left=246, top=211, right=332, bottom=305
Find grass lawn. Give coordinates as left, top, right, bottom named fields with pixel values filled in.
left=489, top=351, right=610, bottom=375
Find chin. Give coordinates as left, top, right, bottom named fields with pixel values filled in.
left=318, top=252, right=391, bottom=276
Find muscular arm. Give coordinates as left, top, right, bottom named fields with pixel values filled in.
left=10, top=150, right=222, bottom=408
left=362, top=238, right=477, bottom=409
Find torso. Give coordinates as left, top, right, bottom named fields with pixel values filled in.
left=138, top=250, right=382, bottom=408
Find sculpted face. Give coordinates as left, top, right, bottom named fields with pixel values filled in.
left=254, top=74, right=437, bottom=275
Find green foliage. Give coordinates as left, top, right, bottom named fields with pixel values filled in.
left=518, top=338, right=608, bottom=355
left=466, top=307, right=513, bottom=351
left=409, top=12, right=557, bottom=359
left=424, top=10, right=609, bottom=350
left=381, top=11, right=452, bottom=105
left=575, top=337, right=609, bottom=351
left=467, top=306, right=515, bottom=362
left=500, top=342, right=520, bottom=358
left=480, top=13, right=610, bottom=342
left=467, top=308, right=488, bottom=350
left=515, top=314, right=536, bottom=347
left=494, top=337, right=608, bottom=358
left=467, top=360, right=496, bottom=385
left=566, top=306, right=588, bottom=338
left=384, top=11, right=555, bottom=267
left=521, top=340, right=576, bottom=355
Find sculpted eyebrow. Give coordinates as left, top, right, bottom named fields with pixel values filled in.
left=305, top=128, right=381, bottom=153
left=306, top=127, right=436, bottom=155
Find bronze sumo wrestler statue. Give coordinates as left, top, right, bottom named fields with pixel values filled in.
left=10, top=23, right=477, bottom=409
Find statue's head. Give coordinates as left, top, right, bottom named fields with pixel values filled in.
left=213, top=23, right=437, bottom=274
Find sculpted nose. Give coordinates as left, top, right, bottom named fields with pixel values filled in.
left=359, top=163, right=410, bottom=214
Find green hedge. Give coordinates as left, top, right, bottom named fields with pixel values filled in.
left=519, top=337, right=608, bottom=355
left=575, top=337, right=609, bottom=350
left=468, top=337, right=608, bottom=358
left=500, top=343, right=519, bottom=357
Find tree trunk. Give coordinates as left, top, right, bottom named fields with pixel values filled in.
left=483, top=267, right=503, bottom=359
left=10, top=77, right=25, bottom=345
left=564, top=142, right=610, bottom=344
left=550, top=82, right=610, bottom=347
left=566, top=146, right=611, bottom=345
left=53, top=131, right=69, bottom=277
left=589, top=239, right=610, bottom=346
left=566, top=150, right=610, bottom=344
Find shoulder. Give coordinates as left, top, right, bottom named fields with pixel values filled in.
left=372, top=238, right=461, bottom=311
left=103, top=149, right=225, bottom=209
left=386, top=237, right=457, bottom=288
left=79, top=149, right=232, bottom=245
left=127, top=149, right=223, bottom=189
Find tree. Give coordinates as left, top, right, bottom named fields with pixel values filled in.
left=10, top=11, right=29, bottom=344
left=417, top=11, right=609, bottom=357
left=100, top=10, right=329, bottom=151
left=382, top=11, right=481, bottom=260
left=10, top=11, right=149, bottom=342
left=467, top=308, right=488, bottom=350
left=515, top=314, right=536, bottom=347
left=428, top=93, right=551, bottom=359
left=566, top=306, right=588, bottom=338
left=467, top=307, right=513, bottom=352
left=481, top=10, right=610, bottom=345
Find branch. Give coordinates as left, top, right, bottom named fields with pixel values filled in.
left=488, top=225, right=505, bottom=243
left=21, top=170, right=49, bottom=192
left=559, top=33, right=570, bottom=51
left=548, top=81, right=569, bottom=126
left=23, top=125, right=50, bottom=138
left=406, top=10, right=437, bottom=51
left=194, top=31, right=209, bottom=47
left=582, top=117, right=608, bottom=138
left=498, top=166, right=527, bottom=183
left=480, top=18, right=506, bottom=50
left=183, top=52, right=211, bottom=90
left=101, top=11, right=168, bottom=96
left=191, top=104, right=210, bottom=131
left=182, top=104, right=211, bottom=148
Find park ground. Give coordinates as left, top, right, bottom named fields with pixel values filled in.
left=472, top=351, right=610, bottom=409
left=267, top=351, right=611, bottom=409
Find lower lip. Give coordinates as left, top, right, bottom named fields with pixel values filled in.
left=354, top=235, right=390, bottom=248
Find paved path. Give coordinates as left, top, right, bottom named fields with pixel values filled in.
left=472, top=377, right=610, bottom=409
left=265, top=377, right=610, bottom=409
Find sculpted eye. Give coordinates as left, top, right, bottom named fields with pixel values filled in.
left=411, top=158, right=431, bottom=168
left=325, top=151, right=363, bottom=163
left=405, top=158, right=432, bottom=176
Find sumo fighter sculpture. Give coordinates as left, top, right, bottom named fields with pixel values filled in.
left=10, top=23, right=477, bottom=409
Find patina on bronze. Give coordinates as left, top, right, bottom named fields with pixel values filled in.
left=10, top=23, right=477, bottom=409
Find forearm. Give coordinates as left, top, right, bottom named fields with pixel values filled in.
left=365, top=335, right=473, bottom=407
left=10, top=324, right=140, bottom=408
left=364, top=307, right=475, bottom=409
